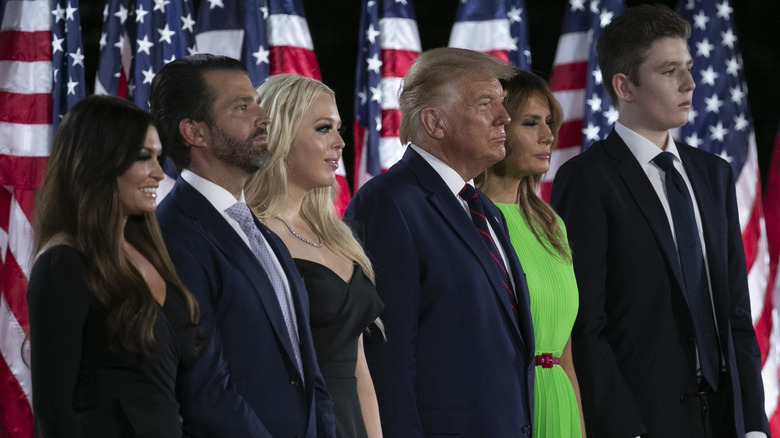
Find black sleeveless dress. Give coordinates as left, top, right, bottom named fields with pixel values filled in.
left=294, top=259, right=384, bottom=438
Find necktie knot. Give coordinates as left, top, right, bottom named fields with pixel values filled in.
left=459, top=184, right=480, bottom=204
left=653, top=151, right=676, bottom=172
left=225, top=202, right=255, bottom=231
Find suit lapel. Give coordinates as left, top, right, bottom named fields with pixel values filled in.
left=604, top=131, right=687, bottom=291
left=171, top=179, right=301, bottom=371
left=402, top=149, right=525, bottom=341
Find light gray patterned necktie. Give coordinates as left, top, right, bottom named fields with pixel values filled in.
left=225, top=201, right=303, bottom=376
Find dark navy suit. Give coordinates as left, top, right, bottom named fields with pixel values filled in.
left=157, top=177, right=336, bottom=438
left=344, top=147, right=535, bottom=437
left=550, top=129, right=768, bottom=437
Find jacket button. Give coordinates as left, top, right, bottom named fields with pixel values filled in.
left=290, top=374, right=301, bottom=386
left=522, top=425, right=532, bottom=435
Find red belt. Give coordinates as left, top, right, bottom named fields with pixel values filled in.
left=534, top=353, right=561, bottom=368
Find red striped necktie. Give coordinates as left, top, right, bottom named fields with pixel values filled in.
left=459, top=184, right=518, bottom=315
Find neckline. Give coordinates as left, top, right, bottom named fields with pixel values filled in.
left=293, top=258, right=358, bottom=285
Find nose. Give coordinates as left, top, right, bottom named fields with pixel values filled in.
left=541, top=124, right=554, bottom=145
left=494, top=104, right=511, bottom=126
left=255, top=105, right=271, bottom=128
left=681, top=69, right=696, bottom=93
left=151, top=156, right=165, bottom=182
left=333, top=130, right=346, bottom=150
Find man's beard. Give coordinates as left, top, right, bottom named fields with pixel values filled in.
left=209, top=123, right=270, bottom=173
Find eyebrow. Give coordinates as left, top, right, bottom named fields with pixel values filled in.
left=657, top=59, right=694, bottom=69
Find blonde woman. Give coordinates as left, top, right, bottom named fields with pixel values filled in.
left=246, top=74, right=384, bottom=438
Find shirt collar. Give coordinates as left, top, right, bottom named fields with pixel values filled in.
left=615, top=121, right=681, bottom=165
left=180, top=169, right=246, bottom=212
left=410, top=144, right=472, bottom=197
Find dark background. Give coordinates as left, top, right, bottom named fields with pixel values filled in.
left=77, top=0, right=780, bottom=190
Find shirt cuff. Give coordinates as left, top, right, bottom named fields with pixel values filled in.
left=745, top=432, right=767, bottom=438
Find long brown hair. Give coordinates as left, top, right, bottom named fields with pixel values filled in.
left=477, top=71, right=570, bottom=261
left=33, top=95, right=199, bottom=355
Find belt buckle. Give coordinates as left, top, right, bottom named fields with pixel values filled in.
left=536, top=353, right=554, bottom=368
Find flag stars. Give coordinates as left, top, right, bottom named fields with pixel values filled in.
left=137, top=35, right=154, bottom=55
left=699, top=66, right=719, bottom=86
left=114, top=4, right=129, bottom=24
left=154, top=0, right=170, bottom=12
left=717, top=149, right=733, bottom=163
left=52, top=36, right=65, bottom=54
left=52, top=3, right=66, bottom=22
left=721, top=29, right=736, bottom=49
left=507, top=7, right=522, bottom=23
left=99, top=32, right=107, bottom=49
left=708, top=122, right=728, bottom=142
left=374, top=116, right=382, bottom=132
left=366, top=53, right=382, bottom=74
left=592, top=68, right=603, bottom=85
left=65, top=2, right=78, bottom=20
left=695, top=38, right=714, bottom=58
left=181, top=13, right=195, bottom=32
left=730, top=85, right=745, bottom=104
left=586, top=93, right=602, bottom=113
left=507, top=37, right=518, bottom=52
left=583, top=122, right=601, bottom=142
left=725, top=57, right=740, bottom=76
left=599, top=8, right=614, bottom=28
left=366, top=24, right=380, bottom=44
left=252, top=45, right=270, bottom=65
left=370, top=86, right=382, bottom=103
left=704, top=94, right=723, bottom=113
left=135, top=4, right=149, bottom=23
left=158, top=24, right=176, bottom=44
left=687, top=108, right=698, bottom=124
left=260, top=6, right=268, bottom=19
left=358, top=89, right=367, bottom=105
left=142, top=67, right=156, bottom=84
left=692, top=10, right=709, bottom=30
left=164, top=55, right=177, bottom=64
left=69, top=47, right=84, bottom=67
left=395, top=0, right=408, bottom=4
left=589, top=0, right=600, bottom=14
left=114, top=34, right=125, bottom=51
left=734, top=114, right=748, bottom=131
left=207, top=0, right=224, bottom=9
left=570, top=0, right=585, bottom=12
left=603, top=106, right=619, bottom=125
left=685, top=132, right=703, bottom=147
left=67, top=76, right=79, bottom=95
left=716, top=1, right=733, bottom=20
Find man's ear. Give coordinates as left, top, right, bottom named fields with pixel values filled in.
left=179, top=118, right=208, bottom=148
left=420, top=108, right=445, bottom=140
left=612, top=73, right=634, bottom=103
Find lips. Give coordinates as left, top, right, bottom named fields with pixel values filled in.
left=535, top=153, right=551, bottom=160
left=324, top=157, right=339, bottom=169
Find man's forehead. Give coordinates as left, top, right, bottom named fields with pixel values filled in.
left=204, top=69, right=255, bottom=99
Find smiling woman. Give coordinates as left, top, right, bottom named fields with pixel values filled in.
left=26, top=95, right=200, bottom=437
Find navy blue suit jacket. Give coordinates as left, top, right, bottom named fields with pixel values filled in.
left=157, top=177, right=336, bottom=438
left=344, top=147, right=535, bottom=437
left=550, top=129, right=768, bottom=437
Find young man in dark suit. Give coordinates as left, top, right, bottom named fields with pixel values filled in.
left=150, top=54, right=335, bottom=438
left=344, top=48, right=535, bottom=437
left=550, top=5, right=768, bottom=438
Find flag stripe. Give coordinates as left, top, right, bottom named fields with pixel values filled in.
left=449, top=19, right=512, bottom=52
left=0, top=60, right=53, bottom=93
left=0, top=91, right=52, bottom=125
left=267, top=14, right=314, bottom=49
left=0, top=124, right=52, bottom=158
left=549, top=61, right=588, bottom=92
left=379, top=17, right=421, bottom=52
left=0, top=30, right=50, bottom=61
left=268, top=46, right=320, bottom=79
left=1, top=0, right=50, bottom=31
left=381, top=48, right=417, bottom=79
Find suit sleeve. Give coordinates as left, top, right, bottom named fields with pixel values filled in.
left=27, top=247, right=89, bottom=438
left=550, top=165, right=648, bottom=438
left=166, top=239, right=272, bottom=438
left=723, top=166, right=770, bottom=434
left=344, top=192, right=425, bottom=438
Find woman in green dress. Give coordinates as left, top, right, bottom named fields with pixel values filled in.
left=477, top=71, right=586, bottom=438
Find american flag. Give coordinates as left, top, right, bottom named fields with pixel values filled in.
left=544, top=0, right=623, bottom=201
left=676, top=0, right=778, bottom=432
left=447, top=0, right=531, bottom=71
left=0, top=0, right=83, bottom=436
left=196, top=0, right=352, bottom=214
left=352, top=0, right=420, bottom=190
left=765, top=125, right=780, bottom=435
left=95, top=0, right=196, bottom=199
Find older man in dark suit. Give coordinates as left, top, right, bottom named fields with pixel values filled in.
left=550, top=5, right=768, bottom=438
left=344, top=48, right=535, bottom=437
left=150, top=54, right=335, bottom=438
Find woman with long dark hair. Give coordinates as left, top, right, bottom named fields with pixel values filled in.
left=27, top=95, right=200, bottom=437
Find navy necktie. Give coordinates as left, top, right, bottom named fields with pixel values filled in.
left=653, top=152, right=720, bottom=390
left=458, top=184, right=518, bottom=315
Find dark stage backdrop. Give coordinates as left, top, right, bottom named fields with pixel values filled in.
left=77, top=0, right=780, bottom=190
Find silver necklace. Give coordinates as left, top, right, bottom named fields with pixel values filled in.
left=273, top=216, right=324, bottom=248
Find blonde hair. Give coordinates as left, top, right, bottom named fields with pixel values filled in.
left=246, top=74, right=377, bottom=284
left=477, top=71, right=570, bottom=261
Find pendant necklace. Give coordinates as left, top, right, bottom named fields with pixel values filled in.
left=273, top=216, right=324, bottom=248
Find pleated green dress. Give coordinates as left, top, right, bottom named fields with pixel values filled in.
left=496, top=203, right=582, bottom=438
